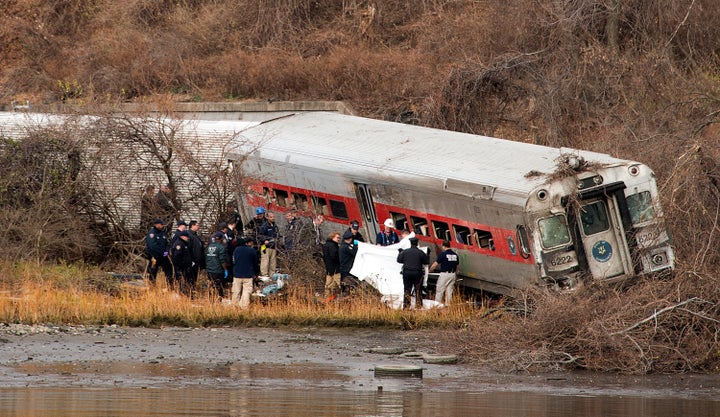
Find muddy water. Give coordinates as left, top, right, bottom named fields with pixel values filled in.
left=0, top=385, right=718, bottom=416
left=0, top=326, right=718, bottom=416
left=1, top=361, right=719, bottom=416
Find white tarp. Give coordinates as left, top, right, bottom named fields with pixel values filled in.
left=350, top=233, right=437, bottom=309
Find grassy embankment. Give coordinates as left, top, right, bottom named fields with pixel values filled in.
left=0, top=260, right=477, bottom=329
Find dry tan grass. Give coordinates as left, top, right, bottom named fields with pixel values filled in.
left=0, top=260, right=475, bottom=329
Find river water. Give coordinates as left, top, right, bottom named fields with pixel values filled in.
left=0, top=326, right=717, bottom=416
left=0, top=385, right=718, bottom=416
left=1, top=362, right=718, bottom=416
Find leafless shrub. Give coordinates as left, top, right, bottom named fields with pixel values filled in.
left=278, top=249, right=325, bottom=296
left=451, top=275, right=720, bottom=374
left=0, top=121, right=101, bottom=263
left=0, top=111, right=251, bottom=269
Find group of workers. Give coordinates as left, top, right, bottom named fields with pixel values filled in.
left=144, top=200, right=460, bottom=309
left=321, top=218, right=460, bottom=309
left=144, top=203, right=324, bottom=308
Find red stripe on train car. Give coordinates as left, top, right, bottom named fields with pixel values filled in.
left=244, top=180, right=363, bottom=226
left=374, top=203, right=534, bottom=265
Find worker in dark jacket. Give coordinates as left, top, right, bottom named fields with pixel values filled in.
left=171, top=230, right=193, bottom=296
left=339, top=230, right=358, bottom=282
left=145, top=218, right=172, bottom=284
left=397, top=237, right=429, bottom=309
left=322, top=232, right=342, bottom=297
left=343, top=219, right=365, bottom=243
left=205, top=232, right=228, bottom=301
left=187, top=220, right=205, bottom=292
left=232, top=237, right=258, bottom=309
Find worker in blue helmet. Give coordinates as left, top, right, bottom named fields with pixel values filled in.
left=244, top=206, right=267, bottom=248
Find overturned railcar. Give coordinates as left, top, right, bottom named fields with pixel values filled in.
left=0, top=110, right=674, bottom=294
left=227, top=112, right=674, bottom=294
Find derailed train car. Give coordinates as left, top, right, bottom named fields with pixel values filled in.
left=228, top=112, right=675, bottom=294
left=0, top=110, right=674, bottom=294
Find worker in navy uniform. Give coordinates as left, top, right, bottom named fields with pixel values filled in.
left=344, top=220, right=365, bottom=243
left=187, top=220, right=205, bottom=292
left=283, top=210, right=300, bottom=252
left=226, top=218, right=239, bottom=245
left=429, top=240, right=460, bottom=306
left=170, top=220, right=188, bottom=247
left=145, top=218, right=172, bottom=284
left=397, top=237, right=429, bottom=309
left=339, top=230, right=359, bottom=289
left=171, top=230, right=193, bottom=295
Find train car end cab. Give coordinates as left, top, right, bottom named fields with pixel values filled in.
left=524, top=160, right=675, bottom=290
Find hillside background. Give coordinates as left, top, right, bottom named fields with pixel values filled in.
left=3, top=0, right=720, bottom=259
left=2, top=0, right=720, bottom=373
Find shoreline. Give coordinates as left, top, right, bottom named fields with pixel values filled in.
left=0, top=324, right=718, bottom=400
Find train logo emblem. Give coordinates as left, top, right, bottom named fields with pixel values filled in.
left=507, top=237, right=516, bottom=255
left=592, top=240, right=613, bottom=263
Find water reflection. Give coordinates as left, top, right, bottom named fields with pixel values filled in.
left=17, top=361, right=347, bottom=383
left=0, top=388, right=718, bottom=416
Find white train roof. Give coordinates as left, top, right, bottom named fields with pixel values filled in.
left=0, top=111, right=633, bottom=206
left=226, top=112, right=631, bottom=204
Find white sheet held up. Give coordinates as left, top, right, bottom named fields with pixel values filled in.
left=349, top=233, right=431, bottom=309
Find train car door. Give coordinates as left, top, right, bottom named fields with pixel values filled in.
left=577, top=197, right=632, bottom=279
left=353, top=183, right=380, bottom=241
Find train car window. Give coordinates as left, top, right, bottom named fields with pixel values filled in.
left=626, top=191, right=655, bottom=224
left=390, top=212, right=408, bottom=231
left=453, top=225, right=472, bottom=245
left=329, top=200, right=349, bottom=220
left=580, top=201, right=610, bottom=236
left=262, top=187, right=272, bottom=204
left=410, top=216, right=428, bottom=235
left=312, top=196, right=329, bottom=216
left=516, top=225, right=531, bottom=258
left=432, top=220, right=450, bottom=241
left=274, top=189, right=289, bottom=207
left=292, top=193, right=308, bottom=210
left=474, top=229, right=494, bottom=249
left=538, top=214, right=571, bottom=248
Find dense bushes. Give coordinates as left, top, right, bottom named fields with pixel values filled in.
left=0, top=127, right=102, bottom=263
